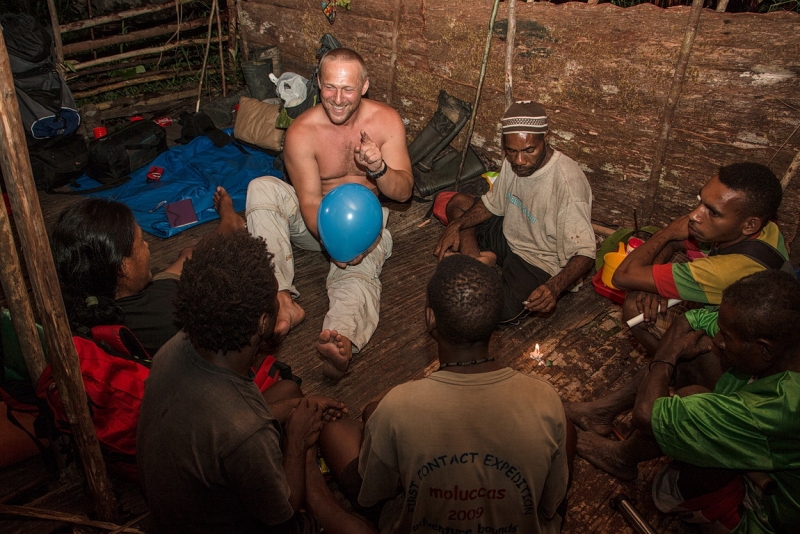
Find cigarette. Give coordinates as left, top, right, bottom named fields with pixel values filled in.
left=626, top=299, right=681, bottom=328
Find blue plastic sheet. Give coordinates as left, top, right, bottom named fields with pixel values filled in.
left=70, top=130, right=282, bottom=237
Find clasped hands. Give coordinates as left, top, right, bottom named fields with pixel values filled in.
left=655, top=316, right=713, bottom=366
left=285, top=395, right=348, bottom=450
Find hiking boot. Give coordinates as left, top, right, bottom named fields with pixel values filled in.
left=201, top=87, right=251, bottom=128
left=407, top=90, right=471, bottom=168
left=414, top=145, right=487, bottom=198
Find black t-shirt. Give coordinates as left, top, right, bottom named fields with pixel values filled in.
left=116, top=278, right=180, bottom=355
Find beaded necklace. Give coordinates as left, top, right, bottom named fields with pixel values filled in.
left=439, top=357, right=495, bottom=370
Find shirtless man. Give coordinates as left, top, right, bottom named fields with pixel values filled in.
left=245, top=47, right=413, bottom=380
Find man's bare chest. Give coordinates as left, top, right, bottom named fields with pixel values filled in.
left=316, top=135, right=362, bottom=181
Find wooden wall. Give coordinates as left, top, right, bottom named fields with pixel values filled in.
left=238, top=0, right=800, bottom=245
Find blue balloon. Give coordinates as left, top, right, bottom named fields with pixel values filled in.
left=317, top=183, right=383, bottom=263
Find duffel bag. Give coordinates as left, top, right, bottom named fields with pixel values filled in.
left=86, top=120, right=167, bottom=185
left=28, top=133, right=88, bottom=192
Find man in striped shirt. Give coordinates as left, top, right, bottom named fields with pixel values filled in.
left=611, top=162, right=787, bottom=356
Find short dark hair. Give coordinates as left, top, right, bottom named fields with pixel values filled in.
left=50, top=199, right=136, bottom=328
left=427, top=255, right=503, bottom=344
left=319, top=47, right=367, bottom=83
left=175, top=232, right=278, bottom=354
left=722, top=269, right=800, bottom=354
left=717, top=162, right=782, bottom=225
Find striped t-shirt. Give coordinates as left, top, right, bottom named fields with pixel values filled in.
left=652, top=221, right=788, bottom=305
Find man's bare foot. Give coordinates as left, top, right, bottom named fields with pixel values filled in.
left=213, top=186, right=246, bottom=234
left=562, top=400, right=617, bottom=437
left=274, top=290, right=305, bottom=343
left=576, top=429, right=638, bottom=481
left=317, top=329, right=352, bottom=380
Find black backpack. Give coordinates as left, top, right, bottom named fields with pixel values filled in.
left=1, top=13, right=80, bottom=140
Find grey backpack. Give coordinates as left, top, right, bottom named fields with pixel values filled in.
left=1, top=13, right=81, bottom=139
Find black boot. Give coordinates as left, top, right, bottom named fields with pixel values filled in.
left=407, top=90, right=471, bottom=168
left=414, top=145, right=487, bottom=198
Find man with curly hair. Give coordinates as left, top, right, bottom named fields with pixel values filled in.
left=137, top=232, right=373, bottom=533
left=318, top=255, right=575, bottom=533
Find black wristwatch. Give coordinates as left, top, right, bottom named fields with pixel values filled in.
left=366, top=160, right=388, bottom=179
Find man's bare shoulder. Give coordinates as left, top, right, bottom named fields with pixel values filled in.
left=359, top=98, right=403, bottom=124
left=286, top=106, right=327, bottom=135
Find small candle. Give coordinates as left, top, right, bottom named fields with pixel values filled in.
left=533, top=344, right=541, bottom=358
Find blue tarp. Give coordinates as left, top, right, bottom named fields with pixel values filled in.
left=70, top=130, right=282, bottom=238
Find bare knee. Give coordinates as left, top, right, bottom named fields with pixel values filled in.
left=445, top=193, right=477, bottom=222
left=622, top=292, right=639, bottom=321
left=261, top=378, right=303, bottom=404
left=320, top=419, right=363, bottom=477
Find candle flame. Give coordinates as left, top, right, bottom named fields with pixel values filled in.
left=533, top=344, right=541, bottom=358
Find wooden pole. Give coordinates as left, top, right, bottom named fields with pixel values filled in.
left=0, top=201, right=47, bottom=385
left=45, top=0, right=65, bottom=76
left=93, top=88, right=198, bottom=112
left=0, top=504, right=143, bottom=533
left=0, top=34, right=118, bottom=522
left=641, top=0, right=704, bottom=224
left=504, top=0, right=517, bottom=109
left=63, top=18, right=207, bottom=56
left=780, top=149, right=799, bottom=191
left=387, top=0, right=403, bottom=105
left=67, top=36, right=228, bottom=72
left=454, top=0, right=502, bottom=191
left=59, top=0, right=198, bottom=33
left=236, top=0, right=250, bottom=62
left=214, top=0, right=227, bottom=97
left=73, top=68, right=220, bottom=99
left=227, top=0, right=237, bottom=72
left=196, top=0, right=218, bottom=112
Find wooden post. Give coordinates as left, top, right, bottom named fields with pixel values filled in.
left=236, top=0, right=250, bottom=61
left=86, top=0, right=98, bottom=61
left=196, top=0, right=219, bottom=112
left=0, top=203, right=47, bottom=385
left=454, top=0, right=502, bottom=191
left=45, top=0, right=65, bottom=75
left=387, top=0, right=403, bottom=105
left=59, top=0, right=198, bottom=33
left=214, top=0, right=227, bottom=97
left=504, top=0, right=517, bottom=109
left=641, top=0, right=704, bottom=224
left=0, top=35, right=118, bottom=521
left=227, top=0, right=237, bottom=72
left=781, top=149, right=799, bottom=191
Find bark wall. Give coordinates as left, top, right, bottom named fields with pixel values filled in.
left=238, top=0, right=799, bottom=242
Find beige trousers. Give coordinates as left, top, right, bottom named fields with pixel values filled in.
left=245, top=176, right=392, bottom=351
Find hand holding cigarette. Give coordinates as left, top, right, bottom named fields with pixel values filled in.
left=626, top=299, right=681, bottom=328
